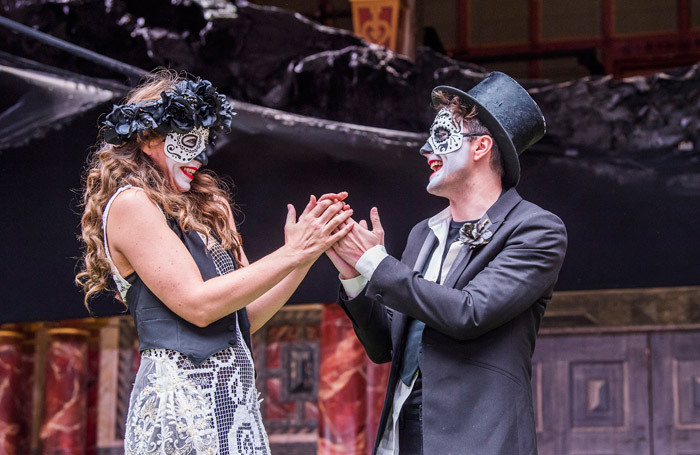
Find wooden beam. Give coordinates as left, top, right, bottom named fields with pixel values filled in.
left=601, top=0, right=614, bottom=74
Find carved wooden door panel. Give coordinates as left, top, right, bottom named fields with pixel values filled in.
left=532, top=334, right=651, bottom=455
left=651, top=331, right=700, bottom=455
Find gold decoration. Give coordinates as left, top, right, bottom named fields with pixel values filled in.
left=350, top=0, right=402, bottom=51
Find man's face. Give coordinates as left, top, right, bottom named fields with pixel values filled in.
left=421, top=109, right=473, bottom=198
left=427, top=108, right=465, bottom=155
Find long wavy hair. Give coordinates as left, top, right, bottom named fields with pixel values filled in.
left=76, top=70, right=243, bottom=310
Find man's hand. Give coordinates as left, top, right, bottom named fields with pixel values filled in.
left=325, top=248, right=360, bottom=279
left=332, top=207, right=384, bottom=267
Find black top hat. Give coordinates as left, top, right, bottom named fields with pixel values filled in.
left=431, top=72, right=546, bottom=188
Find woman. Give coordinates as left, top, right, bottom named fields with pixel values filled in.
left=76, top=71, right=353, bottom=454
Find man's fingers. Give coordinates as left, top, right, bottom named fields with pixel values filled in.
left=359, top=219, right=368, bottom=229
left=370, top=207, right=383, bottom=232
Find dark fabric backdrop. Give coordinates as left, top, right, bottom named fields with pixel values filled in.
left=1, top=95, right=699, bottom=323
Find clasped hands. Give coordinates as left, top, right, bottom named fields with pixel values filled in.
left=285, top=191, right=383, bottom=279
left=318, top=192, right=384, bottom=280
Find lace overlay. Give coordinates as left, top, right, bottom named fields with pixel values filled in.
left=124, top=235, right=269, bottom=455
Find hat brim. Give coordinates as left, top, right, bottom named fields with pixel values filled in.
left=431, top=85, right=520, bottom=188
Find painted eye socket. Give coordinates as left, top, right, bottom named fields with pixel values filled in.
left=182, top=134, right=198, bottom=148
left=433, top=128, right=450, bottom=142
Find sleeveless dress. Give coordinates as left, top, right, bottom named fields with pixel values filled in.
left=102, top=186, right=270, bottom=455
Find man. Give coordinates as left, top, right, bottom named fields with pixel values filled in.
left=326, top=72, right=568, bottom=454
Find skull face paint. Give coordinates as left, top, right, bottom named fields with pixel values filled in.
left=163, top=154, right=201, bottom=193
left=427, top=108, right=464, bottom=155
left=164, top=127, right=210, bottom=163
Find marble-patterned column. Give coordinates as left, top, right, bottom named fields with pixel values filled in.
left=318, top=303, right=367, bottom=455
left=40, top=328, right=90, bottom=455
left=365, top=360, right=390, bottom=455
left=0, top=330, right=24, bottom=455
left=17, top=336, right=35, bottom=455
left=85, top=335, right=100, bottom=455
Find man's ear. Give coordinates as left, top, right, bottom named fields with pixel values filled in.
left=472, top=135, right=494, bottom=162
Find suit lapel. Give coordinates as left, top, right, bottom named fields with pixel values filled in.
left=413, top=230, right=437, bottom=274
left=442, top=189, right=523, bottom=288
left=442, top=245, right=474, bottom=288
left=392, top=226, right=436, bottom=353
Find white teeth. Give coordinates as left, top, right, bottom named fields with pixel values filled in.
left=430, top=161, right=442, bottom=171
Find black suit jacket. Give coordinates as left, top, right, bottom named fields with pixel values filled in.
left=338, top=189, right=567, bottom=455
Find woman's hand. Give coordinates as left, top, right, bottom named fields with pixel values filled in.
left=284, top=195, right=354, bottom=264
left=318, top=191, right=350, bottom=210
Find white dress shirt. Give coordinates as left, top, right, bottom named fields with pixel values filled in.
left=340, top=207, right=464, bottom=454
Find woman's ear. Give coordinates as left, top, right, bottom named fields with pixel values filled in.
left=472, top=135, right=494, bottom=162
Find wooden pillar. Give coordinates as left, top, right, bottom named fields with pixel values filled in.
left=40, top=328, right=90, bottom=455
left=0, top=331, right=24, bottom=455
left=601, top=0, right=614, bottom=75
left=529, top=0, right=542, bottom=78
left=398, top=0, right=416, bottom=58
left=318, top=303, right=367, bottom=455
left=364, top=360, right=390, bottom=455
left=678, top=0, right=690, bottom=35
left=457, top=0, right=469, bottom=54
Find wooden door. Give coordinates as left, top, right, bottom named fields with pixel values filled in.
left=651, top=331, right=700, bottom=455
left=533, top=334, right=652, bottom=454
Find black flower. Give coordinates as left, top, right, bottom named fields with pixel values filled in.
left=158, top=91, right=197, bottom=134
left=103, top=104, right=138, bottom=144
left=214, top=95, right=235, bottom=133
left=101, top=78, right=235, bottom=144
left=458, top=217, right=493, bottom=249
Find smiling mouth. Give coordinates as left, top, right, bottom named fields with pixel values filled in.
left=428, top=159, right=443, bottom=175
left=181, top=166, right=198, bottom=179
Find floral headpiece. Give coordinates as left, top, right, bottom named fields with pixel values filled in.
left=102, top=79, right=235, bottom=145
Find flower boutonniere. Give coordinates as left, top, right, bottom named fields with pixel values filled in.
left=458, top=217, right=493, bottom=249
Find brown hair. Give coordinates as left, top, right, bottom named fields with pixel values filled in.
left=433, top=90, right=504, bottom=178
left=76, top=70, right=243, bottom=310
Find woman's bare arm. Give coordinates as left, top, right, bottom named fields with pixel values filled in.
left=106, top=189, right=353, bottom=327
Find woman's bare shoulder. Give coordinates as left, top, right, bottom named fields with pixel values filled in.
left=108, top=188, right=165, bottom=227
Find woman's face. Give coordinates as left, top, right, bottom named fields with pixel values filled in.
left=142, top=137, right=203, bottom=193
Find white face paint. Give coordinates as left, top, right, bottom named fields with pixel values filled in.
left=164, top=127, right=209, bottom=163
left=163, top=154, right=201, bottom=193
left=423, top=110, right=473, bottom=197
left=428, top=108, right=464, bottom=155
left=425, top=142, right=472, bottom=197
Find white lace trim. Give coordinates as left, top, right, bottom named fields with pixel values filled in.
left=124, top=231, right=270, bottom=454
left=125, top=320, right=270, bottom=454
